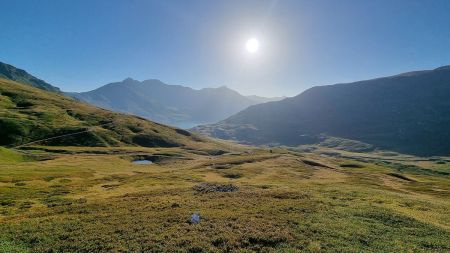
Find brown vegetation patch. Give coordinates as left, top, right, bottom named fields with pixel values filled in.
left=222, top=172, right=243, bottom=179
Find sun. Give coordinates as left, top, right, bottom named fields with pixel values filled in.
left=246, top=38, right=259, bottom=53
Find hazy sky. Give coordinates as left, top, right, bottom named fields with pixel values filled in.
left=1, top=0, right=450, bottom=96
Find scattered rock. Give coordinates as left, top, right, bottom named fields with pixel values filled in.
left=190, top=213, right=201, bottom=224
left=193, top=183, right=238, bottom=193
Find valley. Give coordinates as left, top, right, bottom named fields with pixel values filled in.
left=68, top=78, right=283, bottom=129
left=1, top=61, right=449, bottom=252
left=2, top=2, right=450, bottom=252
left=1, top=144, right=449, bottom=252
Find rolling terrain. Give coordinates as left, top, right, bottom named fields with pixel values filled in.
left=69, top=78, right=283, bottom=128
left=0, top=145, right=449, bottom=252
left=0, top=67, right=449, bottom=252
left=194, top=66, right=450, bottom=156
left=0, top=78, right=230, bottom=153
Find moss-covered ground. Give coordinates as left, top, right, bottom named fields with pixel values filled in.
left=1, top=145, right=449, bottom=252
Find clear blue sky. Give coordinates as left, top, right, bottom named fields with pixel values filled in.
left=1, top=0, right=450, bottom=96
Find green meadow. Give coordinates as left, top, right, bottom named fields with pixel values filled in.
left=0, top=78, right=449, bottom=252
left=1, top=145, right=449, bottom=252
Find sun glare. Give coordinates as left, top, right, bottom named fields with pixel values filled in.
left=246, top=38, right=259, bottom=53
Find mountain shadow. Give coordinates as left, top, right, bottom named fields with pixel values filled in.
left=193, top=66, right=450, bottom=156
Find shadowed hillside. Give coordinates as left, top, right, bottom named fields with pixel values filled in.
left=194, top=66, right=450, bottom=156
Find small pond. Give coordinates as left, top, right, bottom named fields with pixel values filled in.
left=132, top=160, right=153, bottom=165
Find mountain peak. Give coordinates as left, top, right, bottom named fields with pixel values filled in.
left=123, top=77, right=137, bottom=83
left=434, top=65, right=450, bottom=71
left=70, top=79, right=274, bottom=128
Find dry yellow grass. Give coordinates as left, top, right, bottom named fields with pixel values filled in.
left=1, top=145, right=449, bottom=252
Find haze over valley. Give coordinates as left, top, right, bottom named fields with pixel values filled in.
left=1, top=1, right=450, bottom=252
left=68, top=78, right=284, bottom=128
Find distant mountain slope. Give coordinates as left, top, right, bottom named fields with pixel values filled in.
left=69, top=78, right=280, bottom=128
left=0, top=78, right=216, bottom=149
left=193, top=66, right=450, bottom=156
left=246, top=95, right=286, bottom=104
left=0, top=61, right=60, bottom=92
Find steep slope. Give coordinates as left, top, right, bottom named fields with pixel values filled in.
left=0, top=78, right=214, bottom=149
left=194, top=66, right=450, bottom=156
left=0, top=61, right=60, bottom=92
left=69, top=78, right=278, bottom=128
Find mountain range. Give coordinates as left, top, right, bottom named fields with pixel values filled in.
left=68, top=79, right=284, bottom=128
left=193, top=66, right=450, bottom=156
left=0, top=77, right=220, bottom=150
left=2, top=60, right=450, bottom=156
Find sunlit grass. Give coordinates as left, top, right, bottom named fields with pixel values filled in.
left=1, top=146, right=449, bottom=252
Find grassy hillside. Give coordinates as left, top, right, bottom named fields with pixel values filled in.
left=0, top=62, right=60, bottom=92
left=0, top=147, right=27, bottom=163
left=194, top=66, right=450, bottom=156
left=0, top=78, right=224, bottom=151
left=1, top=72, right=449, bottom=252
left=0, top=145, right=449, bottom=252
